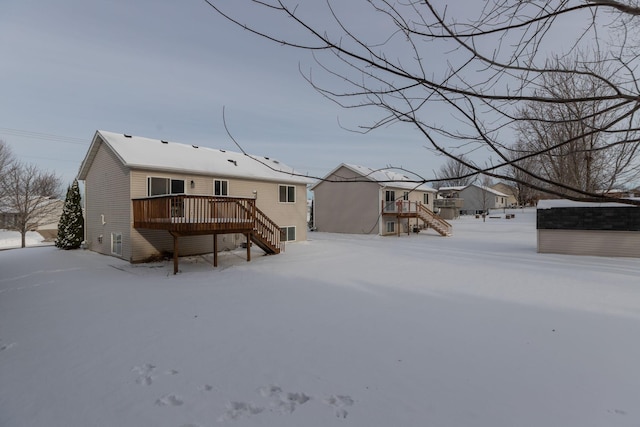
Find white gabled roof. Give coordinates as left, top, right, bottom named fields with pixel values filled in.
left=311, top=163, right=436, bottom=192
left=77, top=131, right=313, bottom=185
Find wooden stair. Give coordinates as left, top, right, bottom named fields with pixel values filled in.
left=416, top=204, right=452, bottom=236
left=250, top=205, right=282, bottom=254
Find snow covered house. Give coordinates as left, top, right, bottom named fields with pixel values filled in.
left=310, top=163, right=450, bottom=236
left=537, top=199, right=640, bottom=258
left=77, top=131, right=311, bottom=272
left=437, top=184, right=509, bottom=216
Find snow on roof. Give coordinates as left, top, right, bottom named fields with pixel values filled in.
left=438, top=186, right=466, bottom=192
left=78, top=131, right=313, bottom=185
left=537, top=199, right=640, bottom=209
left=312, top=163, right=436, bottom=192
left=439, top=184, right=509, bottom=197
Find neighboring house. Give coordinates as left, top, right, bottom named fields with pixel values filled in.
left=490, top=182, right=518, bottom=207
left=0, top=211, right=18, bottom=229
left=311, top=163, right=450, bottom=236
left=598, top=188, right=640, bottom=198
left=438, top=184, right=509, bottom=215
left=77, top=131, right=312, bottom=273
left=34, top=198, right=64, bottom=241
left=0, top=197, right=63, bottom=241
left=537, top=199, right=640, bottom=258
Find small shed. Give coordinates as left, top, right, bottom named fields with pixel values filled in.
left=537, top=199, right=640, bottom=258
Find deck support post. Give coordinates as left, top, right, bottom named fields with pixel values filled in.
left=246, top=232, right=251, bottom=262
left=213, top=234, right=218, bottom=267
left=171, top=232, right=179, bottom=275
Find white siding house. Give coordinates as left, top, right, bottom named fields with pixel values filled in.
left=77, top=131, right=312, bottom=270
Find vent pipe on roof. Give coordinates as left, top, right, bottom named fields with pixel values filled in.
left=228, top=159, right=237, bottom=166
left=124, top=134, right=132, bottom=138
left=161, top=140, right=168, bottom=144
left=192, top=145, right=199, bottom=148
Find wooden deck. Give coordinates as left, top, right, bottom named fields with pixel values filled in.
left=132, top=195, right=282, bottom=273
left=382, top=200, right=452, bottom=236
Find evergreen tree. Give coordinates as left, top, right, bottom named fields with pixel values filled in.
left=55, top=179, right=84, bottom=250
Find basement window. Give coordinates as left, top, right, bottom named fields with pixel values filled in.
left=280, top=226, right=296, bottom=242
left=111, top=232, right=122, bottom=256
left=386, top=221, right=395, bottom=233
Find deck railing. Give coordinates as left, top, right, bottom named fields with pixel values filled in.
left=132, top=195, right=257, bottom=234
left=380, top=200, right=452, bottom=236
left=381, top=200, right=423, bottom=214
left=434, top=198, right=464, bottom=209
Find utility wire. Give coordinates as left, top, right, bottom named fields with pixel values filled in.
left=0, top=127, right=88, bottom=145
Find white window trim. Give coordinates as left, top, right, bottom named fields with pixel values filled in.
left=147, top=176, right=186, bottom=197
left=281, top=226, right=296, bottom=242
left=111, top=232, right=122, bottom=256
left=214, top=179, right=229, bottom=196
left=279, top=184, right=296, bottom=203
left=386, top=221, right=395, bottom=233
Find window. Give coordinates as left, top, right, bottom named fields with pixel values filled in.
left=111, top=233, right=122, bottom=256
left=214, top=179, right=229, bottom=196
left=147, top=177, right=185, bottom=196
left=171, top=179, right=184, bottom=194
left=423, top=193, right=429, bottom=204
left=148, top=177, right=185, bottom=217
left=403, top=191, right=409, bottom=201
left=385, top=190, right=396, bottom=211
left=280, top=226, right=296, bottom=242
left=386, top=221, right=395, bottom=233
left=279, top=185, right=296, bottom=203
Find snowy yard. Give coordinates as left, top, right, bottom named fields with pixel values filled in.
left=1, top=209, right=640, bottom=427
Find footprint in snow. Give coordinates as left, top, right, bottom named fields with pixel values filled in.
left=218, top=401, right=265, bottom=421
left=155, top=394, right=184, bottom=407
left=257, top=385, right=311, bottom=414
left=323, top=394, right=355, bottom=418
left=132, top=363, right=156, bottom=386
left=0, top=342, right=16, bottom=352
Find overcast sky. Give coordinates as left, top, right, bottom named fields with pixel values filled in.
left=0, top=0, right=456, bottom=188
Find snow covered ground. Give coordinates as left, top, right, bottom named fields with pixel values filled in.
left=1, top=209, right=639, bottom=427
left=0, top=230, right=47, bottom=250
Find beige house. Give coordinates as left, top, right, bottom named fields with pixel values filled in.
left=1, top=197, right=64, bottom=241
left=77, top=131, right=311, bottom=272
left=438, top=184, right=509, bottom=215
left=311, top=164, right=450, bottom=236
left=490, top=182, right=518, bottom=207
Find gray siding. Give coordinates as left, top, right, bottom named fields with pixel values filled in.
left=537, top=229, right=640, bottom=258
left=83, top=138, right=132, bottom=260
left=459, top=186, right=506, bottom=213
left=313, top=166, right=381, bottom=234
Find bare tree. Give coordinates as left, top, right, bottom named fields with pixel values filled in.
left=513, top=54, right=640, bottom=197
left=0, top=140, right=15, bottom=200
left=434, top=155, right=476, bottom=189
left=1, top=162, right=62, bottom=248
left=204, top=0, right=640, bottom=204
left=506, top=141, right=541, bottom=206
